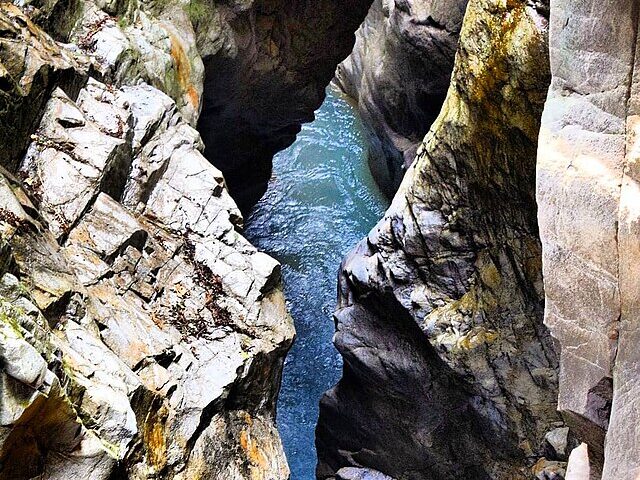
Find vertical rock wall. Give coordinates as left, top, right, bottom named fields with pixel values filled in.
left=317, top=0, right=564, bottom=478
left=537, top=0, right=640, bottom=477
left=335, top=0, right=467, bottom=196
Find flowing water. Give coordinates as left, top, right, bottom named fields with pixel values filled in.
left=244, top=86, right=389, bottom=479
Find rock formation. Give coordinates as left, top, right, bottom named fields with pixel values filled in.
left=196, top=0, right=373, bottom=211
left=317, top=0, right=566, bottom=478
left=0, top=0, right=383, bottom=474
left=335, top=0, right=467, bottom=196
left=3, top=0, right=640, bottom=477
left=0, top=2, right=299, bottom=478
left=537, top=0, right=640, bottom=477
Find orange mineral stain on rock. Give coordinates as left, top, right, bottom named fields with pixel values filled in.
left=239, top=426, right=270, bottom=476
left=168, top=32, right=199, bottom=110
left=143, top=402, right=168, bottom=471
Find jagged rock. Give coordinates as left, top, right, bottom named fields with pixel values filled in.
left=336, top=0, right=467, bottom=196
left=70, top=2, right=204, bottom=125
left=18, top=81, right=132, bottom=239
left=317, top=0, right=561, bottom=478
left=0, top=9, right=295, bottom=474
left=536, top=0, right=640, bottom=477
left=0, top=3, right=88, bottom=171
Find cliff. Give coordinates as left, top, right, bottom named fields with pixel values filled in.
left=537, top=0, right=640, bottom=477
left=317, top=0, right=566, bottom=478
left=335, top=0, right=467, bottom=196
left=0, top=0, right=371, bottom=477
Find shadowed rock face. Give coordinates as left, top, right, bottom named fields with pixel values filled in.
left=317, top=0, right=565, bottom=478
left=196, top=0, right=373, bottom=212
left=537, top=0, right=640, bottom=477
left=335, top=0, right=467, bottom=197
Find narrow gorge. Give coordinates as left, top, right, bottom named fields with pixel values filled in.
left=0, top=1, right=638, bottom=480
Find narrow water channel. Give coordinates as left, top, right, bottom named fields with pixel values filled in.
left=244, top=86, right=389, bottom=479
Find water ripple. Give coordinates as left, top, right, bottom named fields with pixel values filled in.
left=244, top=86, right=389, bottom=480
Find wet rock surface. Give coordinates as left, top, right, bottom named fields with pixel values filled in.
left=317, top=0, right=565, bottom=478
left=335, top=0, right=467, bottom=196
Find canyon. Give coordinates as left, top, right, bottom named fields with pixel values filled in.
left=0, top=0, right=638, bottom=479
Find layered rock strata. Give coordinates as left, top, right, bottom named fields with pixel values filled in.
left=317, top=0, right=566, bottom=478
left=537, top=0, right=640, bottom=477
left=335, top=0, right=467, bottom=196
left=0, top=4, right=295, bottom=479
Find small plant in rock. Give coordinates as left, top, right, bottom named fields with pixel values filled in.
left=183, top=0, right=212, bottom=25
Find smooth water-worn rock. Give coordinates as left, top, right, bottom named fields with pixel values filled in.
left=537, top=1, right=640, bottom=477
left=317, top=0, right=565, bottom=478
left=0, top=4, right=296, bottom=479
left=335, top=0, right=467, bottom=195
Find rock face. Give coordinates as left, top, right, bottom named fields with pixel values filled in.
left=196, top=0, right=373, bottom=211
left=0, top=3, right=295, bottom=479
left=536, top=0, right=640, bottom=477
left=335, top=0, right=467, bottom=196
left=317, top=0, right=565, bottom=478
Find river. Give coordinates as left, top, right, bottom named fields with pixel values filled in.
left=244, top=86, right=389, bottom=479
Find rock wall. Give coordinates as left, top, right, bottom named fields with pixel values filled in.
left=196, top=0, right=373, bottom=211
left=0, top=3, right=297, bottom=479
left=317, top=0, right=567, bottom=478
left=335, top=0, right=467, bottom=196
left=537, top=0, right=640, bottom=477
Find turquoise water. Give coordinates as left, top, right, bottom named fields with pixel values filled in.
left=244, top=87, right=389, bottom=479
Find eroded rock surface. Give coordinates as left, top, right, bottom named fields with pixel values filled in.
left=537, top=0, right=640, bottom=477
left=317, top=0, right=564, bottom=478
left=335, top=0, right=467, bottom=196
left=196, top=0, right=373, bottom=211
left=0, top=4, right=294, bottom=479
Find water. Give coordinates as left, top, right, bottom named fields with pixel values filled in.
left=244, top=86, right=389, bottom=479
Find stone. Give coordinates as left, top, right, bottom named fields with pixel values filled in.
left=18, top=84, right=131, bottom=239
left=545, top=427, right=570, bottom=460
left=565, top=444, right=591, bottom=480
left=0, top=3, right=87, bottom=171
left=536, top=0, right=640, bottom=476
left=336, top=0, right=467, bottom=195
left=317, top=0, right=560, bottom=478
left=0, top=7, right=295, bottom=474
left=336, top=467, right=396, bottom=480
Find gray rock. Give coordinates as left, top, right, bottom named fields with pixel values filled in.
left=336, top=467, right=396, bottom=480
left=318, top=0, right=560, bottom=478
left=18, top=84, right=132, bottom=239
left=0, top=3, right=88, bottom=171
left=545, top=427, right=570, bottom=460
left=0, top=7, right=295, bottom=476
left=536, top=0, right=640, bottom=476
left=336, top=0, right=467, bottom=196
